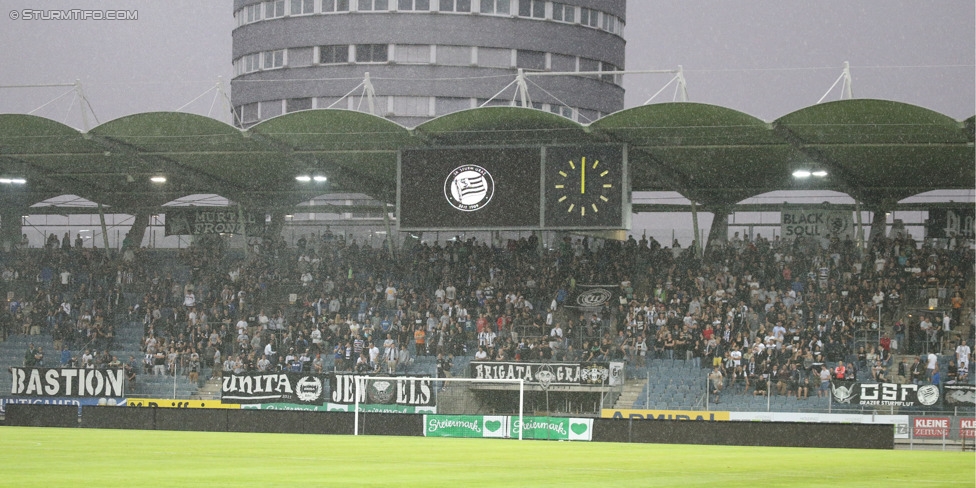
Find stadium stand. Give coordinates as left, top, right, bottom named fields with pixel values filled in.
left=1, top=226, right=973, bottom=415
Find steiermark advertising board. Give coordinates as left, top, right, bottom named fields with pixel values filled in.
left=423, top=415, right=592, bottom=441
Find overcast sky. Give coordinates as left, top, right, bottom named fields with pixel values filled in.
left=0, top=0, right=972, bottom=129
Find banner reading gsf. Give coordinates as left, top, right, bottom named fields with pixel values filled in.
left=398, top=147, right=541, bottom=230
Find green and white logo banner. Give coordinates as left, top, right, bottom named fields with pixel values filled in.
left=511, top=416, right=592, bottom=441
left=423, top=415, right=592, bottom=441
left=424, top=415, right=501, bottom=438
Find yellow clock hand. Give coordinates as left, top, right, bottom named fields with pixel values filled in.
left=580, top=157, right=586, bottom=194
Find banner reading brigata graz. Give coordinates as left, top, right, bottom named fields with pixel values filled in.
left=221, top=372, right=324, bottom=405
left=164, top=208, right=264, bottom=236
left=327, top=374, right=435, bottom=407
left=831, top=380, right=940, bottom=407
left=10, top=367, right=125, bottom=398
left=469, top=361, right=617, bottom=387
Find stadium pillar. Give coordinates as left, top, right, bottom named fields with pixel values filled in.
left=0, top=203, right=24, bottom=252
left=867, top=207, right=890, bottom=245
left=705, top=205, right=731, bottom=251
left=267, top=208, right=286, bottom=238
left=123, top=210, right=151, bottom=249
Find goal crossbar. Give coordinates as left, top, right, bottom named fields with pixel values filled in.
left=351, top=375, right=526, bottom=440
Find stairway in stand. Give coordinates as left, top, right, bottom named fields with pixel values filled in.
left=612, top=379, right=647, bottom=410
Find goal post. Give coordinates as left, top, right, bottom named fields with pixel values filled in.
left=348, top=375, right=526, bottom=440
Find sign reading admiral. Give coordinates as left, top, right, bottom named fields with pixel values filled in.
left=221, top=373, right=324, bottom=405
left=328, top=374, right=434, bottom=406
left=10, top=368, right=125, bottom=398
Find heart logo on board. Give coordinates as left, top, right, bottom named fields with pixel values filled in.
left=571, top=422, right=588, bottom=435
left=485, top=420, right=502, bottom=432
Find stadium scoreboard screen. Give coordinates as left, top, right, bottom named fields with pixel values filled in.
left=398, top=145, right=628, bottom=230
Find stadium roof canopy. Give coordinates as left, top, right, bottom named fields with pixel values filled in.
left=0, top=99, right=972, bottom=214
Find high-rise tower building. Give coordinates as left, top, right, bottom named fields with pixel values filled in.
left=231, top=0, right=626, bottom=127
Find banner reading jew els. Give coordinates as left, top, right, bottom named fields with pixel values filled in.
left=831, top=381, right=940, bottom=407
left=328, top=374, right=435, bottom=407
left=423, top=415, right=593, bottom=441
left=220, top=372, right=324, bottom=405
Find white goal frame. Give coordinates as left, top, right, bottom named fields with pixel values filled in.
left=351, top=375, right=526, bottom=440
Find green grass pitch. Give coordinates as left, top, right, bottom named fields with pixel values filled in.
left=0, top=427, right=973, bottom=487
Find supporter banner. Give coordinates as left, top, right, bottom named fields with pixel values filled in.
left=566, top=284, right=619, bottom=309
left=607, top=362, right=624, bottom=387
left=780, top=207, right=854, bottom=240
left=830, top=381, right=940, bottom=407
left=10, top=368, right=125, bottom=398
left=913, top=417, right=949, bottom=438
left=728, top=412, right=910, bottom=439
left=602, top=409, right=730, bottom=421
left=423, top=415, right=592, bottom=441
left=943, top=384, right=976, bottom=406
left=470, top=361, right=612, bottom=387
left=328, top=374, right=435, bottom=407
left=926, top=208, right=974, bottom=239
left=127, top=398, right=241, bottom=409
left=164, top=208, right=264, bottom=236
left=221, top=372, right=324, bottom=405
left=0, top=397, right=123, bottom=415
left=241, top=402, right=436, bottom=414
left=960, top=418, right=976, bottom=439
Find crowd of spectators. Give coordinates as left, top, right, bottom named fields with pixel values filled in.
left=1, top=227, right=973, bottom=400
left=1, top=232, right=135, bottom=360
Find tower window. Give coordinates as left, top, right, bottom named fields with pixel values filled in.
left=355, top=44, right=389, bottom=62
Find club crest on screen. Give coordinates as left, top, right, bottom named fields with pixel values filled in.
left=444, top=164, right=494, bottom=212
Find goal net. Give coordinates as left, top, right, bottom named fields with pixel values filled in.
left=336, top=374, right=595, bottom=441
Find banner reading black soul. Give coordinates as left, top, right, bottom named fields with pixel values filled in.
left=10, top=367, right=125, bottom=398
left=164, top=208, right=265, bottom=236
left=398, top=147, right=542, bottom=230
left=831, top=380, right=941, bottom=407
left=469, top=361, right=615, bottom=387
left=328, top=374, right=435, bottom=406
left=221, top=372, right=324, bottom=405
left=926, top=208, right=974, bottom=239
